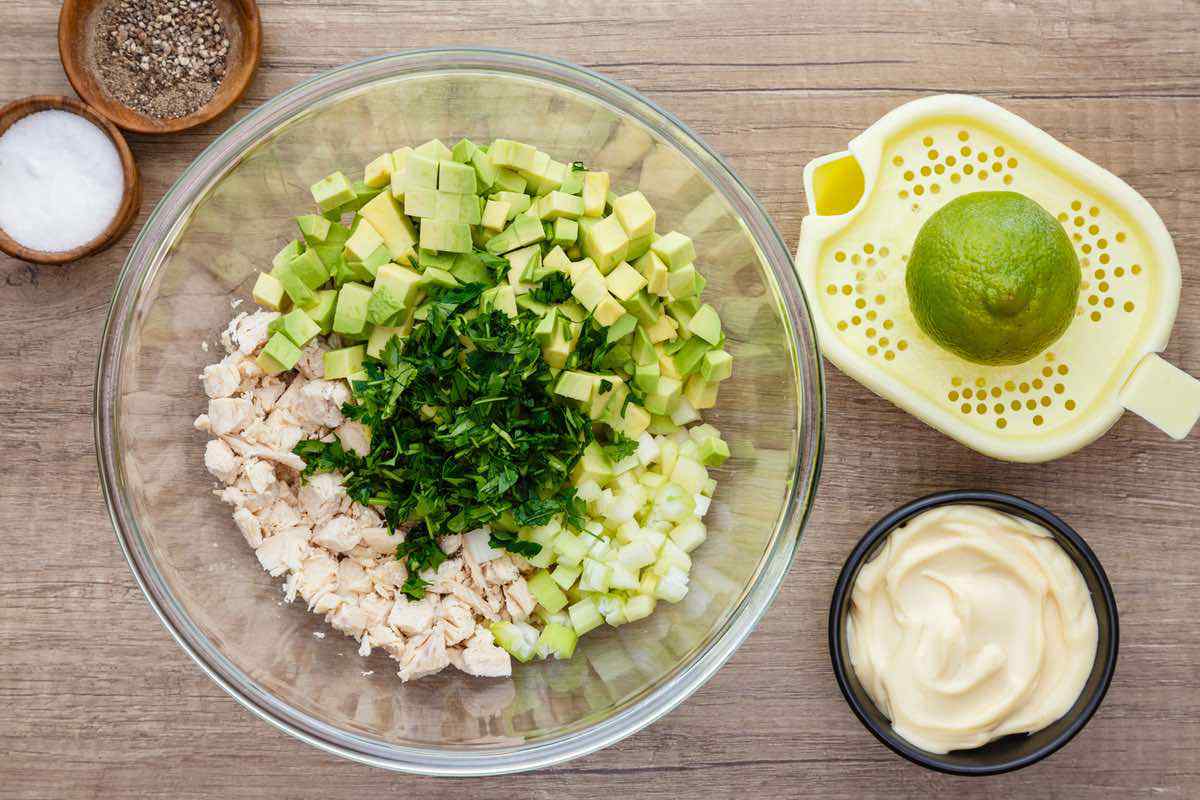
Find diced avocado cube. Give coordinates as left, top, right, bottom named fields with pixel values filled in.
left=672, top=335, right=712, bottom=376
left=651, top=231, right=696, bottom=270
left=529, top=159, right=568, bottom=196
left=644, top=375, right=682, bottom=415
left=376, top=263, right=422, bottom=306
left=667, top=264, right=699, bottom=299
left=403, top=187, right=437, bottom=218
left=300, top=219, right=352, bottom=274
left=252, top=272, right=287, bottom=311
left=470, top=148, right=497, bottom=191
left=310, top=171, right=355, bottom=212
left=451, top=138, right=478, bottom=164
left=517, top=149, right=550, bottom=182
left=507, top=243, right=542, bottom=287
left=481, top=199, right=510, bottom=231
left=574, top=441, right=616, bottom=487
left=491, top=166, right=527, bottom=194
left=450, top=252, right=491, bottom=284
left=607, top=401, right=652, bottom=439
left=262, top=332, right=303, bottom=370
left=295, top=214, right=331, bottom=242
left=324, top=345, right=366, bottom=380
left=613, top=190, right=656, bottom=239
left=332, top=254, right=373, bottom=287
left=489, top=139, right=539, bottom=172
left=277, top=308, right=321, bottom=347
left=594, top=295, right=626, bottom=327
left=606, top=313, right=638, bottom=343
left=556, top=300, right=588, bottom=324
left=684, top=374, right=719, bottom=409
left=636, top=251, right=670, bottom=296
left=541, top=246, right=571, bottom=274
left=571, top=272, right=609, bottom=312
left=388, top=146, right=412, bottom=199
left=701, top=349, right=733, bottom=382
left=582, top=171, right=610, bottom=217
left=632, top=324, right=656, bottom=365
left=367, top=286, right=406, bottom=325
left=486, top=215, right=545, bottom=254
left=688, top=303, right=722, bottom=344
left=332, top=181, right=383, bottom=216
left=414, top=138, right=453, bottom=161
left=344, top=218, right=389, bottom=264
left=438, top=160, right=477, bottom=194
left=363, top=151, right=394, bottom=189
left=555, top=370, right=595, bottom=402
left=620, top=289, right=661, bottom=325
left=644, top=311, right=679, bottom=343
left=580, top=214, right=629, bottom=274
left=667, top=297, right=700, bottom=331
left=367, top=325, right=405, bottom=357
left=419, top=219, right=473, bottom=254
left=333, top=282, right=372, bottom=336
left=254, top=350, right=287, bottom=376
left=286, top=248, right=330, bottom=290
left=272, top=240, right=305, bottom=273
left=420, top=266, right=458, bottom=289
left=537, top=191, right=585, bottom=221
left=560, top=165, right=585, bottom=196
left=516, top=294, right=550, bottom=315
left=542, top=318, right=579, bottom=369
left=552, top=218, right=579, bottom=246
left=634, top=360, right=661, bottom=392
left=404, top=152, right=439, bottom=190
left=360, top=192, right=418, bottom=256
left=697, top=435, right=730, bottom=466
left=274, top=263, right=316, bottom=306
left=490, top=191, right=528, bottom=218
left=605, top=261, right=648, bottom=302
left=301, top=289, right=338, bottom=334
left=416, top=248, right=455, bottom=271
left=625, top=233, right=653, bottom=262
left=589, top=375, right=628, bottom=419
left=434, top=190, right=467, bottom=221
left=534, top=309, right=559, bottom=344
left=460, top=194, right=483, bottom=226
left=528, top=570, right=569, bottom=614
left=481, top=284, right=518, bottom=318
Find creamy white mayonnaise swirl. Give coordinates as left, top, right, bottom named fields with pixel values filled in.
left=847, top=504, right=1098, bottom=754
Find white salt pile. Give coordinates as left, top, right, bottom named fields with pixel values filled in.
left=0, top=110, right=124, bottom=253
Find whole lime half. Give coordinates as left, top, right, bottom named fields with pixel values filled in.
left=905, top=191, right=1080, bottom=366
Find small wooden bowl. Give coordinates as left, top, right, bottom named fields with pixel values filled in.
left=0, top=96, right=141, bottom=265
left=58, top=0, right=261, bottom=135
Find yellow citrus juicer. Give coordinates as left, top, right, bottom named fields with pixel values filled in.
left=796, top=94, right=1200, bottom=462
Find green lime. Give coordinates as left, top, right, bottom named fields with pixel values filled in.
left=905, top=191, right=1080, bottom=366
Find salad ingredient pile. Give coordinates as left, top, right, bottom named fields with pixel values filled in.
left=847, top=504, right=1098, bottom=754
left=196, top=136, right=733, bottom=680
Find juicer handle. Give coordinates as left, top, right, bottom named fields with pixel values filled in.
left=1118, top=353, right=1200, bottom=439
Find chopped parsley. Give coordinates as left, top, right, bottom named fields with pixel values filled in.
left=531, top=272, right=573, bottom=304
left=294, top=284, right=596, bottom=597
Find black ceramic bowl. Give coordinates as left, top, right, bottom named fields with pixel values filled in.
left=828, top=490, right=1119, bottom=776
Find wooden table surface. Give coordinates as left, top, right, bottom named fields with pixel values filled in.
left=2, top=1, right=1198, bottom=797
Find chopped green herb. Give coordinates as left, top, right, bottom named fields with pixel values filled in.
left=601, top=433, right=638, bottom=463
left=531, top=272, right=573, bottom=304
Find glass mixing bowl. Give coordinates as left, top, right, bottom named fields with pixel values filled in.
left=95, top=49, right=824, bottom=775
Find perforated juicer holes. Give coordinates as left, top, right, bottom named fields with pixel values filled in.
left=944, top=353, right=1077, bottom=429
left=894, top=130, right=1020, bottom=213
left=1056, top=201, right=1140, bottom=324
left=827, top=242, right=908, bottom=361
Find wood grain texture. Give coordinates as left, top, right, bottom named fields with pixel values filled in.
left=1, top=1, right=1197, bottom=797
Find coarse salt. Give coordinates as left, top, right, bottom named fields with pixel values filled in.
left=0, top=110, right=123, bottom=253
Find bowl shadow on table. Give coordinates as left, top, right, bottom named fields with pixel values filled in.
left=114, top=71, right=805, bottom=748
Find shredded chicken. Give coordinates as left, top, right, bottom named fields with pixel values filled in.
left=195, top=314, right=520, bottom=681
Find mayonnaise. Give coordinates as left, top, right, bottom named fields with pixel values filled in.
left=847, top=504, right=1098, bottom=754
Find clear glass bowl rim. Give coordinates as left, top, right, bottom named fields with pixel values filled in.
left=94, top=47, right=826, bottom=775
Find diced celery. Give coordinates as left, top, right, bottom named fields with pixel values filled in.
left=551, top=563, right=582, bottom=591
left=653, top=566, right=690, bottom=603
left=568, top=598, right=604, bottom=636
left=669, top=520, right=707, bottom=553
left=578, top=558, right=612, bottom=593
left=623, top=594, right=656, bottom=623
left=491, top=621, right=539, bottom=663
left=536, top=623, right=578, bottom=660
left=528, top=570, right=569, bottom=614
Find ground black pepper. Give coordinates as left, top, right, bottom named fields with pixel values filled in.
left=94, top=0, right=230, bottom=120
